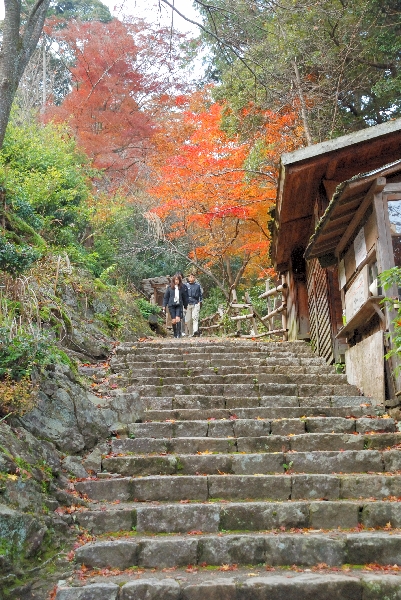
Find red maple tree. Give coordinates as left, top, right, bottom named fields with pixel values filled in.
left=44, top=17, right=189, bottom=192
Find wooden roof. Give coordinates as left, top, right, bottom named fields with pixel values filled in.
left=305, top=160, right=401, bottom=261
left=273, top=118, right=401, bottom=270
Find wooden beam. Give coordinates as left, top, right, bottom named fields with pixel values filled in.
left=261, top=303, right=286, bottom=322
left=384, top=183, right=401, bottom=192
left=242, top=329, right=288, bottom=339
left=230, top=313, right=255, bottom=322
left=335, top=177, right=387, bottom=258
left=259, top=283, right=288, bottom=299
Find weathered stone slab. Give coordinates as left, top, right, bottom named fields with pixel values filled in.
left=136, top=504, right=220, bottom=533
left=361, top=502, right=401, bottom=528
left=265, top=534, right=345, bottom=567
left=299, top=396, right=331, bottom=408
left=134, top=475, right=208, bottom=501
left=237, top=436, right=289, bottom=453
left=291, top=474, right=340, bottom=500
left=139, top=537, right=198, bottom=568
left=260, top=390, right=299, bottom=408
left=207, top=420, right=235, bottom=437
left=346, top=532, right=401, bottom=565
left=197, top=534, right=266, bottom=565
left=305, top=417, right=355, bottom=434
left=179, top=454, right=233, bottom=475
left=331, top=396, right=367, bottom=407
left=181, top=579, right=237, bottom=600
left=171, top=437, right=233, bottom=454
left=128, top=422, right=173, bottom=438
left=173, top=396, right=226, bottom=410
left=208, top=475, right=291, bottom=500
left=361, top=574, right=401, bottom=599
left=56, top=583, right=119, bottom=600
left=289, top=451, right=383, bottom=474
left=145, top=397, right=173, bottom=410
left=120, top=579, right=181, bottom=600
left=271, top=419, right=305, bottom=436
left=74, top=478, right=134, bottom=502
left=290, top=433, right=364, bottom=452
left=75, top=540, right=139, bottom=569
left=364, top=433, right=401, bottom=450
left=75, top=509, right=136, bottom=534
left=225, top=397, right=259, bottom=409
left=259, top=384, right=298, bottom=397
left=298, top=384, right=334, bottom=397
left=340, top=475, right=401, bottom=499
left=102, top=455, right=177, bottom=476
left=233, top=419, right=270, bottom=437
left=236, top=574, right=361, bottom=600
left=309, top=501, right=359, bottom=529
left=356, top=418, right=396, bottom=433
left=175, top=420, right=214, bottom=437
left=112, top=438, right=168, bottom=454
left=220, top=501, right=309, bottom=530
left=231, top=453, right=285, bottom=474
left=383, top=450, right=401, bottom=472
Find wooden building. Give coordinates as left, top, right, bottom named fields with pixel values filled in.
left=272, top=118, right=401, bottom=403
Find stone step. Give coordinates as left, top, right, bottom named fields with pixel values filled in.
left=127, top=417, right=395, bottom=438
left=116, top=341, right=316, bottom=355
left=113, top=358, right=333, bottom=370
left=143, top=394, right=369, bottom=411
left=74, top=473, right=401, bottom=503
left=144, top=405, right=381, bottom=421
left=110, top=432, right=400, bottom=455
left=124, top=351, right=318, bottom=364
left=132, top=373, right=349, bottom=387
left=72, top=499, right=401, bottom=535
left=55, top=571, right=401, bottom=600
left=101, top=449, right=401, bottom=476
left=73, top=531, right=401, bottom=569
left=110, top=364, right=336, bottom=378
left=138, top=383, right=360, bottom=398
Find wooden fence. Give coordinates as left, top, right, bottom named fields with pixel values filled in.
left=200, top=276, right=288, bottom=340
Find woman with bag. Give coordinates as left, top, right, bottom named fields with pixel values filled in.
left=162, top=273, right=188, bottom=338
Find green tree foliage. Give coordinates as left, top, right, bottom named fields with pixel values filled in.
left=48, top=0, right=112, bottom=23
left=0, top=119, right=92, bottom=248
left=192, top=0, right=401, bottom=141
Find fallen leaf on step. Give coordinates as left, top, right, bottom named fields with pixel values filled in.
left=219, top=564, right=238, bottom=571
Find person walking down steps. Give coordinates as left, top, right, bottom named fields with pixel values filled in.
left=185, top=272, right=203, bottom=336
left=162, top=273, right=188, bottom=338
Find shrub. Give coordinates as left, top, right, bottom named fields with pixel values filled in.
left=0, top=326, right=51, bottom=381
left=0, top=235, right=41, bottom=277
left=0, top=375, right=38, bottom=416
left=136, top=297, right=161, bottom=320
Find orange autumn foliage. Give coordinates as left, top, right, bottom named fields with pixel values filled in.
left=149, top=98, right=304, bottom=280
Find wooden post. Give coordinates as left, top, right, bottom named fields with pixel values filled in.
left=231, top=288, right=242, bottom=336
left=245, top=291, right=258, bottom=336
left=265, top=279, right=272, bottom=331
left=281, top=273, right=288, bottom=341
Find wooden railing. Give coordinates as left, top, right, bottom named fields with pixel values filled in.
left=200, top=276, right=288, bottom=340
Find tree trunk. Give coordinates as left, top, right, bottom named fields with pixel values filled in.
left=292, top=60, right=313, bottom=146
left=0, top=0, right=51, bottom=147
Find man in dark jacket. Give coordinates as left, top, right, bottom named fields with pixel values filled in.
left=185, top=273, right=203, bottom=336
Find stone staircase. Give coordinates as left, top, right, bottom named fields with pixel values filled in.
left=56, top=340, right=401, bottom=599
